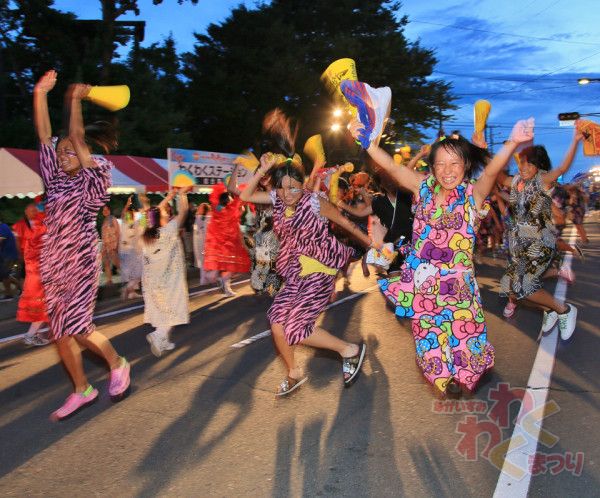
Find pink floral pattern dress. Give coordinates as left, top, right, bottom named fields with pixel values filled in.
left=380, top=175, right=495, bottom=393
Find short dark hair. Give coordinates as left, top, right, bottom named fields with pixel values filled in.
left=518, top=145, right=551, bottom=171
left=428, top=136, right=490, bottom=179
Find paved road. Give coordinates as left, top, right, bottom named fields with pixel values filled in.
left=0, top=219, right=598, bottom=497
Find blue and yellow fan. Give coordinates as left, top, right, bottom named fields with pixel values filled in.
left=172, top=169, right=196, bottom=188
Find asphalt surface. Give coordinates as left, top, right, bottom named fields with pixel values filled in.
left=0, top=218, right=598, bottom=497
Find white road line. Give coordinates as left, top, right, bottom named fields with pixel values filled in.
left=230, top=284, right=379, bottom=349
left=0, top=279, right=250, bottom=345
left=493, top=229, right=577, bottom=497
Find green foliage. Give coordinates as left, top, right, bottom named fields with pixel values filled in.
left=183, top=0, right=455, bottom=154
left=0, top=0, right=454, bottom=160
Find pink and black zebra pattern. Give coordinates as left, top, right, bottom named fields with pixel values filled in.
left=39, top=141, right=112, bottom=339
left=267, top=190, right=352, bottom=345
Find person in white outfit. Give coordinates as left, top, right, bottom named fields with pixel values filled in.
left=118, top=195, right=144, bottom=299
left=142, top=188, right=190, bottom=357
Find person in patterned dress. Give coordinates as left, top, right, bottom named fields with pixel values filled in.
left=240, top=109, right=386, bottom=396
left=228, top=162, right=282, bottom=296
left=349, top=112, right=534, bottom=395
left=141, top=189, right=191, bottom=357
left=498, top=130, right=583, bottom=340
left=34, top=70, right=130, bottom=420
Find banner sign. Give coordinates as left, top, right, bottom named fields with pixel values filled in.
left=167, top=148, right=253, bottom=187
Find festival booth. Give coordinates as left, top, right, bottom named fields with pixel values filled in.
left=0, top=147, right=171, bottom=197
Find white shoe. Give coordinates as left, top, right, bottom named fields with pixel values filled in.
left=558, top=304, right=578, bottom=341
left=146, top=332, right=164, bottom=357
left=23, top=334, right=50, bottom=347
left=541, top=310, right=558, bottom=334
left=163, top=340, right=176, bottom=351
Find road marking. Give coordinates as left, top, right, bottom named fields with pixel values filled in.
left=493, top=229, right=576, bottom=497
left=230, top=284, right=379, bottom=349
left=0, top=279, right=249, bottom=345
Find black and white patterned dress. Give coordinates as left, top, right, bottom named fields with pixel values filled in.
left=500, top=172, right=557, bottom=299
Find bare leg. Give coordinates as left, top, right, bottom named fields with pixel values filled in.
left=74, top=330, right=120, bottom=370
left=525, top=289, right=568, bottom=314
left=300, top=327, right=358, bottom=358
left=271, top=323, right=302, bottom=379
left=25, top=321, right=44, bottom=337
left=55, top=336, right=89, bottom=392
left=575, top=223, right=589, bottom=244
left=103, top=253, right=113, bottom=284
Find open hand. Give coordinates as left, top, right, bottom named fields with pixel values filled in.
left=34, top=70, right=58, bottom=94
left=510, top=118, right=535, bottom=144
left=348, top=119, right=365, bottom=141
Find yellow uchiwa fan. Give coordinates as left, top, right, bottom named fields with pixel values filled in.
left=233, top=150, right=260, bottom=171
left=171, top=169, right=196, bottom=188
left=473, top=99, right=491, bottom=142
left=85, top=85, right=130, bottom=111
left=321, top=58, right=358, bottom=117
left=303, top=134, right=326, bottom=165
left=329, top=162, right=354, bottom=204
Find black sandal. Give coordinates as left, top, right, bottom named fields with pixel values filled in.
left=276, top=376, right=308, bottom=397
left=342, top=343, right=366, bottom=387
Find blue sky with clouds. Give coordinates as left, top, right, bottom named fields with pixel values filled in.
left=54, top=0, right=600, bottom=179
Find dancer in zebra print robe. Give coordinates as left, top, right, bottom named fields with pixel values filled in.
left=240, top=109, right=386, bottom=396
left=34, top=71, right=130, bottom=420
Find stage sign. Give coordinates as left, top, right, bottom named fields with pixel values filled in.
left=167, top=148, right=253, bottom=187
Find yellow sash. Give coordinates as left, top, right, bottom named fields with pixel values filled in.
left=298, top=254, right=337, bottom=277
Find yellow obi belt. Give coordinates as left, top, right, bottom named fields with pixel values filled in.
left=298, top=254, right=337, bottom=277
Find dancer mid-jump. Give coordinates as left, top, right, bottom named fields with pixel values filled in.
left=34, top=70, right=130, bottom=420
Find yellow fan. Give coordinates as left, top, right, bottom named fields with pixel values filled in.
left=233, top=151, right=260, bottom=171
left=85, top=85, right=130, bottom=111
left=329, top=162, right=354, bottom=204
left=303, top=134, right=326, bottom=165
left=321, top=58, right=358, bottom=117
left=473, top=99, right=491, bottom=142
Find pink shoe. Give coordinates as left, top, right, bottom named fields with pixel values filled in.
left=503, top=301, right=517, bottom=318
left=51, top=386, right=98, bottom=421
left=109, top=357, right=130, bottom=400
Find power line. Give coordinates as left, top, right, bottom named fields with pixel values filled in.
left=432, top=70, right=574, bottom=84
left=486, top=48, right=600, bottom=98
left=410, top=19, right=600, bottom=47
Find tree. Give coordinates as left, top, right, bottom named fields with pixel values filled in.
left=115, top=36, right=192, bottom=156
left=182, top=0, right=455, bottom=155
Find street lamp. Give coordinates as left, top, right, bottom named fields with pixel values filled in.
left=578, top=77, right=600, bottom=85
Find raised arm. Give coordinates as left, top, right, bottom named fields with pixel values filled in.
left=226, top=163, right=242, bottom=197
left=65, top=84, right=95, bottom=168
left=473, top=119, right=534, bottom=209
left=158, top=190, right=176, bottom=212
left=337, top=199, right=373, bottom=218
left=405, top=144, right=430, bottom=171
left=349, top=120, right=424, bottom=195
left=239, top=153, right=275, bottom=205
left=33, top=70, right=57, bottom=145
left=319, top=197, right=383, bottom=250
left=305, top=156, right=326, bottom=191
left=175, top=188, right=190, bottom=227
left=542, top=128, right=583, bottom=186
